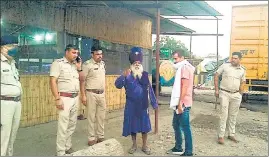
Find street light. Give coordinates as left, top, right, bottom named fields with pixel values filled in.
left=45, top=33, right=53, bottom=41
left=34, top=34, right=43, bottom=41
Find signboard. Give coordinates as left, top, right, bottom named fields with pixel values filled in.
left=160, top=48, right=172, bottom=59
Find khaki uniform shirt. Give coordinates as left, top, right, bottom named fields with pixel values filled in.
left=50, top=57, right=80, bottom=93
left=217, top=63, right=246, bottom=92
left=82, top=58, right=106, bottom=90
left=1, top=54, right=22, bottom=97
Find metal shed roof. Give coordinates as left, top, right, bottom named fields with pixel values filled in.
left=153, top=17, right=195, bottom=34
left=64, top=1, right=222, bottom=34
left=106, top=1, right=222, bottom=17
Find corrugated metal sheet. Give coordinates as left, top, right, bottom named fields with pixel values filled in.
left=1, top=1, right=65, bottom=32
left=65, top=7, right=152, bottom=49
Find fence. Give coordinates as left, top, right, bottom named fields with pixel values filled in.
left=19, top=75, right=126, bottom=127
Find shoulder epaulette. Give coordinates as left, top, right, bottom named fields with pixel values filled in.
left=56, top=58, right=64, bottom=62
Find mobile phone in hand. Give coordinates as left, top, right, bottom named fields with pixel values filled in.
left=176, top=106, right=185, bottom=114
left=76, top=56, right=81, bottom=63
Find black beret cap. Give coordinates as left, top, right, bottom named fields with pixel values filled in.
left=1, top=35, right=18, bottom=46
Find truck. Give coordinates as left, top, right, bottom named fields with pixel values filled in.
left=230, top=4, right=268, bottom=101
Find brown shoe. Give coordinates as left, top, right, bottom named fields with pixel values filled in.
left=228, top=136, right=239, bottom=143
left=218, top=137, right=224, bottom=144
left=65, top=148, right=75, bottom=154
left=97, top=138, right=105, bottom=143
left=88, top=140, right=97, bottom=146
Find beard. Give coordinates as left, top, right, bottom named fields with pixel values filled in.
left=130, top=64, right=143, bottom=79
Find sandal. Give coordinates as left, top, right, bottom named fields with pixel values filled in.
left=142, top=146, right=151, bottom=155
left=128, top=147, right=137, bottom=154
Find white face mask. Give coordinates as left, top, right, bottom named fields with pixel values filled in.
left=173, top=60, right=187, bottom=70
left=173, top=62, right=180, bottom=70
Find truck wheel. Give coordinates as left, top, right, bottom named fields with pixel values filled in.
left=242, top=93, right=248, bottom=103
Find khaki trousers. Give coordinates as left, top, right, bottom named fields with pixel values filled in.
left=1, top=100, right=21, bottom=156
left=56, top=96, right=79, bottom=156
left=86, top=91, right=106, bottom=141
left=218, top=90, right=242, bottom=138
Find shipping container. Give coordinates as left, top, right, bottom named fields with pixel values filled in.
left=230, top=4, right=268, bottom=96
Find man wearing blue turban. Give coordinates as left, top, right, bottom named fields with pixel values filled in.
left=115, top=47, right=158, bottom=155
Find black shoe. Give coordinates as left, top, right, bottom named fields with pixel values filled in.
left=180, top=152, right=193, bottom=156
left=65, top=148, right=75, bottom=154
left=166, top=147, right=184, bottom=155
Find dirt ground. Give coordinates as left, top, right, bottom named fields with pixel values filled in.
left=13, top=95, right=268, bottom=156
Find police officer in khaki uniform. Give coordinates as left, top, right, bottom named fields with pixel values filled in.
left=80, top=45, right=106, bottom=146
left=1, top=37, right=22, bottom=156
left=214, top=52, right=246, bottom=144
left=50, top=44, right=83, bottom=156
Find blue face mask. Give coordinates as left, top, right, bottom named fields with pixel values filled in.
left=7, top=48, right=17, bottom=57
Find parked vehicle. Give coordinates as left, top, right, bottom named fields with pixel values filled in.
left=230, top=4, right=268, bottom=100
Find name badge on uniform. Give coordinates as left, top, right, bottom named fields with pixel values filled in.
left=3, top=69, right=9, bottom=72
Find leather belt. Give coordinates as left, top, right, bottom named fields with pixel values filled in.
left=220, top=88, right=239, bottom=94
left=86, top=89, right=104, bottom=94
left=59, top=92, right=78, bottom=98
left=0, top=95, right=21, bottom=102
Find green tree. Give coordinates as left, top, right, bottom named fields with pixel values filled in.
left=153, top=36, right=190, bottom=57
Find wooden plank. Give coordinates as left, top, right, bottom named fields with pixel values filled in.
left=40, top=76, right=45, bottom=124
left=20, top=75, right=27, bottom=126
left=65, top=7, right=152, bottom=49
